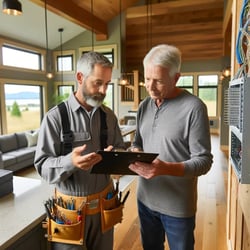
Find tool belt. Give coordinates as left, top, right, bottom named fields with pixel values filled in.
left=55, top=181, right=114, bottom=215
left=42, top=181, right=127, bottom=245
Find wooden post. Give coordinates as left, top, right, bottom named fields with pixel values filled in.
left=132, top=70, right=139, bottom=110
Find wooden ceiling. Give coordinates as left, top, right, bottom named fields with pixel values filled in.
left=31, top=0, right=227, bottom=71
left=125, top=0, right=226, bottom=70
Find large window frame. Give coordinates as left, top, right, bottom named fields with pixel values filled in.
left=0, top=38, right=45, bottom=73
left=198, top=74, right=218, bottom=117
left=178, top=72, right=220, bottom=118
left=0, top=79, right=47, bottom=134
left=2, top=45, right=42, bottom=70
left=0, top=39, right=48, bottom=134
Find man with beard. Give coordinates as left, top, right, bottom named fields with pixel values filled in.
left=34, top=51, right=125, bottom=250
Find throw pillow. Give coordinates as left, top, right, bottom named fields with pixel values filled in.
left=25, top=131, right=39, bottom=147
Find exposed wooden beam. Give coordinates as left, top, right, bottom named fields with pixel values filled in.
left=30, top=0, right=108, bottom=38
left=223, top=0, right=233, bottom=36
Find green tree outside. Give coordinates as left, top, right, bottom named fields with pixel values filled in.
left=11, top=101, right=22, bottom=117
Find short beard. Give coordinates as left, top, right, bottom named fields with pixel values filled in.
left=84, top=94, right=105, bottom=108
left=82, top=81, right=105, bottom=108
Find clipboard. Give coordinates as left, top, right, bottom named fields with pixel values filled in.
left=91, top=150, right=158, bottom=175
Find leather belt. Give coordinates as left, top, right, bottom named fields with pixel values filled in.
left=54, top=181, right=114, bottom=215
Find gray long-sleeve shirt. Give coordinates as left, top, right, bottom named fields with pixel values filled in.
left=133, top=90, right=213, bottom=217
left=34, top=93, right=124, bottom=196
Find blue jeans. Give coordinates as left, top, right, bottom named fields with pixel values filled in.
left=138, top=200, right=195, bottom=250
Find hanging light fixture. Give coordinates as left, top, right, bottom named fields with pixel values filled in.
left=58, top=28, right=64, bottom=84
left=220, top=66, right=231, bottom=81
left=2, top=0, right=22, bottom=15
left=91, top=0, right=94, bottom=51
left=137, top=0, right=152, bottom=87
left=119, top=0, right=129, bottom=86
left=146, top=0, right=152, bottom=51
left=2, top=0, right=22, bottom=16
left=44, top=0, right=53, bottom=79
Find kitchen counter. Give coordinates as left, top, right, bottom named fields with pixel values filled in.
left=0, top=176, right=54, bottom=249
left=0, top=175, right=136, bottom=249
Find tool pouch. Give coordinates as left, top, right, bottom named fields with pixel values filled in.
left=100, top=191, right=123, bottom=233
left=43, top=203, right=86, bottom=245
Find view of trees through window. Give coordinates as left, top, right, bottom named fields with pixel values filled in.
left=4, top=84, right=42, bottom=133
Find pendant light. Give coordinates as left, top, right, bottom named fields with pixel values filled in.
left=2, top=0, right=22, bottom=16
left=146, top=0, right=152, bottom=52
left=119, top=0, right=129, bottom=86
left=91, top=0, right=94, bottom=51
left=58, top=28, right=64, bottom=84
left=44, top=0, right=53, bottom=79
left=138, top=0, right=152, bottom=87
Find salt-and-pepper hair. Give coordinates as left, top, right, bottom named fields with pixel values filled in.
left=76, top=51, right=113, bottom=78
left=143, top=44, right=181, bottom=77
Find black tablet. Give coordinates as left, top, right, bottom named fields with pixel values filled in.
left=91, top=150, right=158, bottom=175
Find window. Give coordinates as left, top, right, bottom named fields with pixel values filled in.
left=56, top=85, right=74, bottom=103
left=103, top=83, right=114, bottom=110
left=58, top=85, right=74, bottom=96
left=177, top=75, right=193, bottom=93
left=79, top=44, right=118, bottom=69
left=2, top=45, right=42, bottom=70
left=4, top=84, right=43, bottom=133
left=81, top=50, right=114, bottom=65
left=54, top=50, right=75, bottom=73
left=176, top=73, right=219, bottom=118
left=57, top=54, right=74, bottom=72
left=102, top=51, right=114, bottom=64
left=198, top=75, right=218, bottom=117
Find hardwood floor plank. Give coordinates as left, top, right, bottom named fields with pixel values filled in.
left=202, top=183, right=217, bottom=250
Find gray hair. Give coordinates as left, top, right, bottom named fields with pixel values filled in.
left=143, top=44, right=181, bottom=77
left=76, top=51, right=113, bottom=78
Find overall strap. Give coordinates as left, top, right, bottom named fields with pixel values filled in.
left=99, top=108, right=108, bottom=149
left=58, top=102, right=74, bottom=155
left=58, top=102, right=108, bottom=153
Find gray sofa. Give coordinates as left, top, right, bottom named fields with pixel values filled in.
left=0, top=130, right=38, bottom=172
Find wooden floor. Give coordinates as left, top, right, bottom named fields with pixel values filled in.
left=16, top=134, right=228, bottom=250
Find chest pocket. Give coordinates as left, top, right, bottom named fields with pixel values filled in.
left=70, top=132, right=92, bottom=150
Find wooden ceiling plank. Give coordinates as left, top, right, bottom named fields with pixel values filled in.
left=126, top=21, right=223, bottom=34
left=126, top=0, right=224, bottom=19
left=127, top=9, right=223, bottom=26
left=126, top=37, right=223, bottom=47
left=126, top=28, right=223, bottom=40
